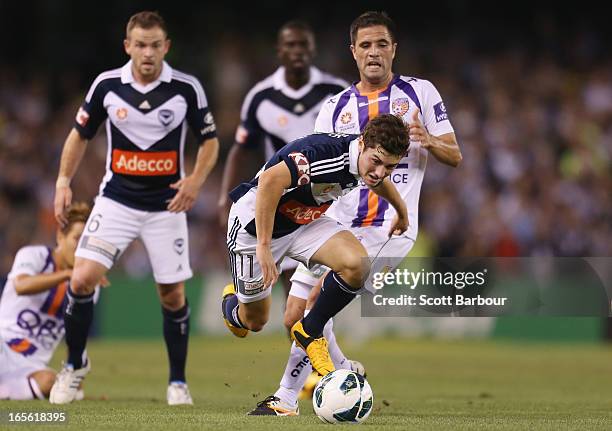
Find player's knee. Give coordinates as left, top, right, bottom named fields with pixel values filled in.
left=158, top=284, right=185, bottom=310
left=246, top=317, right=268, bottom=332
left=30, top=370, right=56, bottom=398
left=70, top=269, right=98, bottom=295
left=337, top=253, right=370, bottom=287
left=283, top=307, right=302, bottom=331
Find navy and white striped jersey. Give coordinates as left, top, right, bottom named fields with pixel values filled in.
left=229, top=133, right=361, bottom=238
left=74, top=60, right=217, bottom=211
left=234, top=67, right=347, bottom=160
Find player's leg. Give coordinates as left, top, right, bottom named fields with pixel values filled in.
left=51, top=197, right=138, bottom=404
left=223, top=210, right=292, bottom=335
left=29, top=370, right=57, bottom=399
left=141, top=210, right=193, bottom=405
left=248, top=270, right=310, bottom=415
left=286, top=218, right=369, bottom=375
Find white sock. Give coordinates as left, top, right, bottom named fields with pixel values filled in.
left=324, top=318, right=351, bottom=370
left=274, top=341, right=310, bottom=407
left=0, top=376, right=36, bottom=400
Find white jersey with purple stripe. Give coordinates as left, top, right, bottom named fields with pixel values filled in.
left=314, top=75, right=455, bottom=241
left=0, top=246, right=67, bottom=365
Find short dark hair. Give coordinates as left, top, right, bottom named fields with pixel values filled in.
left=61, top=201, right=91, bottom=234
left=126, top=11, right=168, bottom=38
left=277, top=20, right=314, bottom=42
left=362, top=114, right=409, bottom=157
left=350, top=11, right=396, bottom=45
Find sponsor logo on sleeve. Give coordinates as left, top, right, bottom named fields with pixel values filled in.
left=434, top=101, right=448, bottom=122
left=288, top=152, right=310, bottom=185
left=112, top=149, right=177, bottom=176
left=204, top=112, right=214, bottom=124
left=76, top=107, right=90, bottom=127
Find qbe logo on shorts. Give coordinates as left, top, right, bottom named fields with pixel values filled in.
left=112, top=149, right=177, bottom=176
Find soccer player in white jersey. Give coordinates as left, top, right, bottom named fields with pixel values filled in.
left=50, top=11, right=219, bottom=405
left=251, top=11, right=462, bottom=415
left=0, top=203, right=95, bottom=400
left=218, top=21, right=347, bottom=300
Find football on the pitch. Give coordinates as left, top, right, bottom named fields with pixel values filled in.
left=312, top=369, right=373, bottom=424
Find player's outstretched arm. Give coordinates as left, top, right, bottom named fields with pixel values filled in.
left=168, top=137, right=219, bottom=213
left=369, top=178, right=408, bottom=236
left=408, top=110, right=462, bottom=167
left=54, top=129, right=88, bottom=227
left=217, top=144, right=262, bottom=228
left=13, top=270, right=72, bottom=295
left=254, top=162, right=292, bottom=288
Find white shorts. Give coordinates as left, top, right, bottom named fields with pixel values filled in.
left=0, top=341, right=49, bottom=385
left=226, top=208, right=348, bottom=304
left=75, top=196, right=192, bottom=284
left=290, top=226, right=415, bottom=296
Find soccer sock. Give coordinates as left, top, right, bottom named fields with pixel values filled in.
left=323, top=318, right=350, bottom=370
left=275, top=341, right=312, bottom=407
left=301, top=271, right=358, bottom=337
left=223, top=293, right=246, bottom=329
left=162, top=301, right=190, bottom=383
left=65, top=289, right=95, bottom=370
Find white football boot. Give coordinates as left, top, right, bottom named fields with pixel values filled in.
left=167, top=382, right=193, bottom=405
left=49, top=360, right=91, bottom=404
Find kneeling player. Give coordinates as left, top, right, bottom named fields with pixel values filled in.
left=222, top=114, right=410, bottom=385
left=0, top=202, right=97, bottom=400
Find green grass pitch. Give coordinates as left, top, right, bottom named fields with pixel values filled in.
left=2, top=335, right=612, bottom=430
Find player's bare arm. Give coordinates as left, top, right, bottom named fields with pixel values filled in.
left=168, top=137, right=219, bottom=213
left=254, top=162, right=292, bottom=288
left=218, top=144, right=262, bottom=228
left=13, top=271, right=72, bottom=296
left=369, top=177, right=409, bottom=236
left=408, top=110, right=461, bottom=167
left=54, top=129, right=88, bottom=227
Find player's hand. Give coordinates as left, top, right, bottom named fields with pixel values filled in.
left=99, top=276, right=111, bottom=288
left=217, top=196, right=231, bottom=229
left=388, top=212, right=409, bottom=237
left=256, top=243, right=278, bottom=289
left=409, top=109, right=433, bottom=149
left=167, top=176, right=200, bottom=213
left=54, top=185, right=73, bottom=228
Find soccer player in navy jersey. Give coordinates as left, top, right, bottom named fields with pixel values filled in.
left=50, top=11, right=219, bottom=405
left=218, top=21, right=347, bottom=301
left=222, top=114, right=410, bottom=377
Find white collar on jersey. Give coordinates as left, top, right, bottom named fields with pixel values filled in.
left=120, top=60, right=173, bottom=85
left=272, top=66, right=322, bottom=99
left=348, top=138, right=360, bottom=178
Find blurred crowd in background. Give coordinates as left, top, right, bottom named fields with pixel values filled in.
left=0, top=2, right=610, bottom=277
